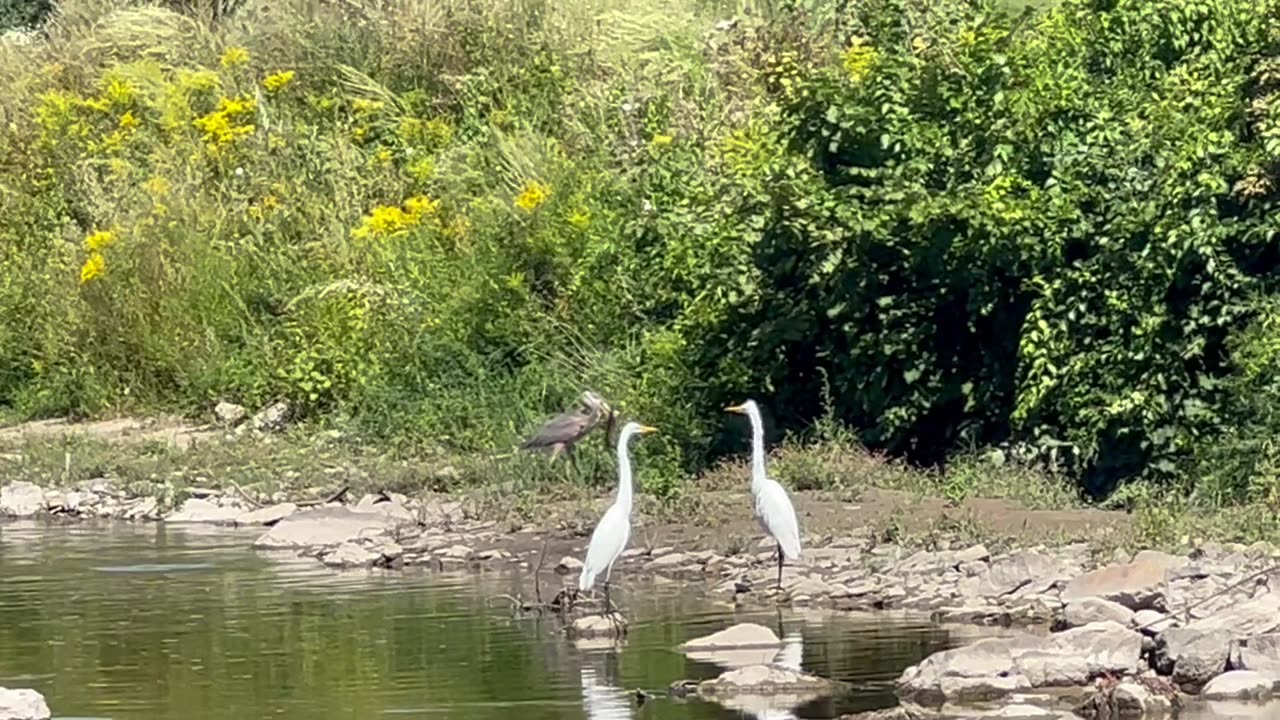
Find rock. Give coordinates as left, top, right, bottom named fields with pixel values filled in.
left=1154, top=594, right=1280, bottom=692
left=322, top=542, right=380, bottom=568
left=955, top=544, right=991, bottom=564
left=1154, top=628, right=1232, bottom=692
left=252, top=507, right=406, bottom=549
left=353, top=499, right=415, bottom=522
left=680, top=623, right=782, bottom=651
left=236, top=502, right=297, bottom=526
left=697, top=664, right=842, bottom=696
left=213, top=401, right=247, bottom=426
left=788, top=576, right=832, bottom=598
left=556, top=556, right=584, bottom=575
left=983, top=705, right=1061, bottom=719
left=122, top=497, right=159, bottom=521
left=0, top=482, right=45, bottom=517
left=648, top=552, right=692, bottom=569
left=1233, top=633, right=1280, bottom=683
left=1065, top=597, right=1135, bottom=629
left=0, top=688, right=50, bottom=720
left=1062, top=550, right=1189, bottom=610
left=249, top=401, right=289, bottom=433
left=165, top=498, right=243, bottom=524
left=1133, top=609, right=1176, bottom=634
left=371, top=541, right=404, bottom=569
left=1201, top=670, right=1272, bottom=700
left=1077, top=680, right=1175, bottom=719
left=897, top=621, right=1142, bottom=706
left=962, top=549, right=1063, bottom=598
left=568, top=614, right=627, bottom=639
left=437, top=545, right=473, bottom=565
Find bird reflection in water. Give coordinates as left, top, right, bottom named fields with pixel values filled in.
left=578, top=645, right=633, bottom=720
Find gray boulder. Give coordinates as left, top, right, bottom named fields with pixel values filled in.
left=1154, top=594, right=1280, bottom=692
left=1232, top=632, right=1280, bottom=683
left=897, top=621, right=1142, bottom=706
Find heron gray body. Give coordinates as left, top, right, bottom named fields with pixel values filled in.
left=521, top=391, right=612, bottom=460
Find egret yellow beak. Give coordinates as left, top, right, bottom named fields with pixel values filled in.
left=725, top=404, right=746, bottom=414
left=637, top=425, right=659, bottom=434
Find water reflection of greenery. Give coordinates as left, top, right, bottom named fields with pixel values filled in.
left=0, top=530, right=954, bottom=719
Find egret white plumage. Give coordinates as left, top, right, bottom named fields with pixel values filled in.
left=577, top=421, right=658, bottom=612
left=726, top=399, right=801, bottom=590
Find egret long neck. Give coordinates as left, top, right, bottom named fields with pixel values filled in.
left=615, top=430, right=635, bottom=511
left=747, top=406, right=766, bottom=492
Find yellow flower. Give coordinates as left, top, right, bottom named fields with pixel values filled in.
left=567, top=209, right=591, bottom=230
left=652, top=134, right=673, bottom=147
left=374, top=148, right=393, bottom=165
left=514, top=180, right=551, bottom=212
left=192, top=96, right=256, bottom=147
left=262, top=70, right=295, bottom=93
left=83, top=230, right=116, bottom=251
left=177, top=69, right=221, bottom=93
left=220, top=46, right=250, bottom=68
left=118, top=111, right=140, bottom=131
left=841, top=37, right=877, bottom=84
left=79, top=252, right=105, bottom=284
left=404, top=195, right=439, bottom=217
left=144, top=176, right=171, bottom=197
left=103, top=77, right=136, bottom=107
left=351, top=98, right=384, bottom=113
left=351, top=195, right=439, bottom=239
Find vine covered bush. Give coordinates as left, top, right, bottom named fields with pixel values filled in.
left=1, top=0, right=1279, bottom=502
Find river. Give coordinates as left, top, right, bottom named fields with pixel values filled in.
left=0, top=520, right=980, bottom=719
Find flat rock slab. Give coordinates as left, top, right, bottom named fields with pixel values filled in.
left=1062, top=550, right=1188, bottom=610
left=698, top=664, right=843, bottom=697
left=252, top=507, right=408, bottom=549
left=236, top=502, right=298, bottom=526
left=679, top=623, right=782, bottom=651
left=0, top=687, right=50, bottom=720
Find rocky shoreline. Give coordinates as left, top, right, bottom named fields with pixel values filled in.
left=7, top=472, right=1280, bottom=719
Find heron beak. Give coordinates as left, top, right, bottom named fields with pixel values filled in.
left=725, top=404, right=746, bottom=414
left=637, top=425, right=659, bottom=434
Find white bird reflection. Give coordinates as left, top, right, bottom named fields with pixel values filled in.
left=578, top=648, right=633, bottom=720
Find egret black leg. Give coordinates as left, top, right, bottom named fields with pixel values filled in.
left=776, top=542, right=784, bottom=591
left=603, top=581, right=614, bottom=615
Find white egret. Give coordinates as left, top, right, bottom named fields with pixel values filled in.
left=726, top=399, right=801, bottom=590
left=577, top=421, right=658, bottom=612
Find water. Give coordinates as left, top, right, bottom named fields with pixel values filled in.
left=0, top=521, right=977, bottom=719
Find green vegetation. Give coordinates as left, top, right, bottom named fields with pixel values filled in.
left=2, top=0, right=1280, bottom=518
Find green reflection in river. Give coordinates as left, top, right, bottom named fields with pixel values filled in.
left=0, top=521, right=954, bottom=719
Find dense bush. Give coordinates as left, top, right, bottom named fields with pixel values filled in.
left=1, top=0, right=1279, bottom=502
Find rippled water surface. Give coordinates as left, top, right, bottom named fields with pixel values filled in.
left=0, top=521, right=978, bottom=719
